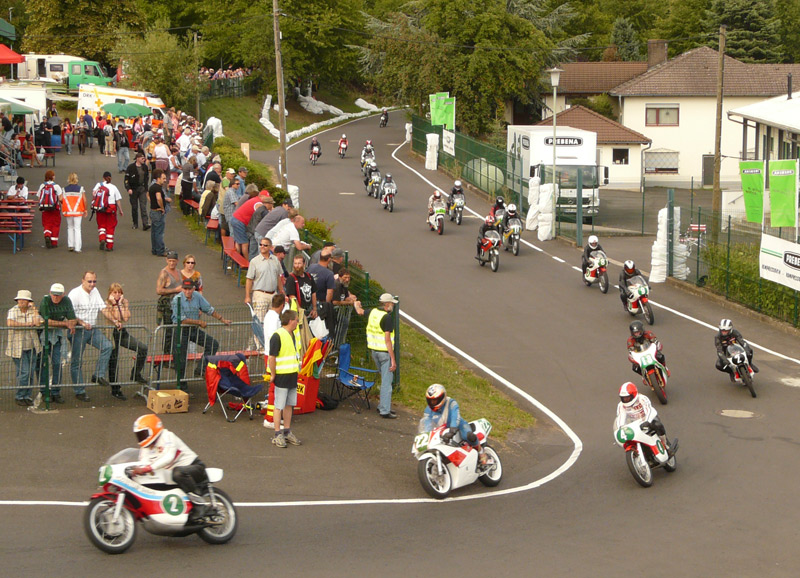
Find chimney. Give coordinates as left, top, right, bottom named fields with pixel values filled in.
left=647, top=40, right=668, bottom=68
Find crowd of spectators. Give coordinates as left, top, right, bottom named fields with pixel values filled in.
left=199, top=66, right=252, bottom=80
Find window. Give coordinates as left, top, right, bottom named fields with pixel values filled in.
left=612, top=148, right=629, bottom=165
left=71, top=64, right=81, bottom=75
left=646, top=105, right=679, bottom=126
left=85, top=65, right=98, bottom=76
left=644, top=150, right=679, bottom=173
left=49, top=64, right=64, bottom=72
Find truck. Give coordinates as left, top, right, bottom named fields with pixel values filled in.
left=507, top=125, right=608, bottom=222
left=77, top=85, right=166, bottom=124
left=16, top=54, right=114, bottom=90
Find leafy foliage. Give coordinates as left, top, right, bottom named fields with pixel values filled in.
left=608, top=17, right=641, bottom=61
left=705, top=0, right=783, bottom=63
left=212, top=137, right=277, bottom=194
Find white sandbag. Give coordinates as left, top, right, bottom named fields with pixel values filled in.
left=405, top=122, right=413, bottom=143
left=525, top=177, right=540, bottom=231
left=355, top=98, right=379, bottom=111
left=425, top=133, right=439, bottom=170
left=205, top=117, right=224, bottom=139
left=537, top=182, right=556, bottom=241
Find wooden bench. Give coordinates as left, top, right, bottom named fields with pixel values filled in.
left=221, top=235, right=249, bottom=286
left=145, top=349, right=261, bottom=381
left=184, top=198, right=200, bottom=217
left=205, top=217, right=219, bottom=245
left=0, top=199, right=35, bottom=253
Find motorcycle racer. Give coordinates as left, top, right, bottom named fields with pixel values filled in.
left=421, top=384, right=487, bottom=465
left=489, top=196, right=506, bottom=221
left=615, top=382, right=674, bottom=454
left=448, top=180, right=464, bottom=213
left=582, top=235, right=605, bottom=275
left=309, top=136, right=321, bottom=159
left=380, top=173, right=395, bottom=204
left=501, top=203, right=520, bottom=232
left=619, top=259, right=644, bottom=310
left=627, top=321, right=669, bottom=376
left=715, top=318, right=758, bottom=379
left=364, top=160, right=380, bottom=189
left=338, top=134, right=348, bottom=153
left=361, top=140, right=374, bottom=164
left=476, top=215, right=497, bottom=259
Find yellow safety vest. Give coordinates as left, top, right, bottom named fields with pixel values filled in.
left=289, top=298, right=301, bottom=342
left=366, top=309, right=393, bottom=352
left=274, top=328, right=300, bottom=374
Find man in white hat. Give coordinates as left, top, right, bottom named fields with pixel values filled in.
left=364, top=293, right=399, bottom=418
left=7, top=289, right=43, bottom=406
left=38, top=283, right=78, bottom=404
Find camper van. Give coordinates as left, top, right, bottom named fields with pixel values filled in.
left=0, top=83, right=47, bottom=119
left=77, top=85, right=166, bottom=124
left=17, top=54, right=114, bottom=90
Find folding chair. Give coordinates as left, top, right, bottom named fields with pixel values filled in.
left=336, top=343, right=377, bottom=413
left=203, top=353, right=263, bottom=422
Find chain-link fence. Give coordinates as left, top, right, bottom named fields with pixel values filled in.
left=200, top=77, right=263, bottom=100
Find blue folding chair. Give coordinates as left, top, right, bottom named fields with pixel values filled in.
left=336, top=343, right=378, bottom=413
left=203, top=353, right=263, bottom=422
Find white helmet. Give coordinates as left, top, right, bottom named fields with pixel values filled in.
left=370, top=161, right=377, bottom=169
left=342, top=134, right=346, bottom=139
left=507, top=203, right=517, bottom=214
left=454, top=180, right=462, bottom=188
left=588, top=235, right=599, bottom=249
left=619, top=382, right=639, bottom=408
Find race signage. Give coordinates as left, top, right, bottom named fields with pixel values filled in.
left=768, top=159, right=798, bottom=228
left=759, top=234, right=800, bottom=291
left=739, top=160, right=764, bottom=224
left=442, top=129, right=455, bottom=156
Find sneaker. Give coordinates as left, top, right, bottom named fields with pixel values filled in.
left=284, top=432, right=302, bottom=446
left=263, top=419, right=275, bottom=429
left=272, top=433, right=287, bottom=448
left=111, top=390, right=127, bottom=401
left=50, top=394, right=65, bottom=404
left=75, top=393, right=91, bottom=402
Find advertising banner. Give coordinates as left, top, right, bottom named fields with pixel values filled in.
left=768, top=159, right=798, bottom=228
left=441, top=129, right=455, bottom=156
left=759, top=234, right=800, bottom=292
left=738, top=161, right=764, bottom=224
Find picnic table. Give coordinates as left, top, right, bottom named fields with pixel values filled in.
left=0, top=197, right=35, bottom=253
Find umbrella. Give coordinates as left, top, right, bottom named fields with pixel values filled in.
left=101, top=102, right=152, bottom=118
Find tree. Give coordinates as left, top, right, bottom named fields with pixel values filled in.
left=609, top=17, right=641, bottom=61
left=706, top=0, right=782, bottom=63
left=773, top=0, right=800, bottom=63
left=21, top=0, right=144, bottom=64
left=653, top=0, right=712, bottom=58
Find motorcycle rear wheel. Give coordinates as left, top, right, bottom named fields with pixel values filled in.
left=418, top=455, right=452, bottom=499
left=599, top=272, right=609, bottom=294
left=437, top=219, right=443, bottom=235
left=478, top=445, right=503, bottom=487
left=741, top=369, right=757, bottom=398
left=643, top=302, right=655, bottom=325
left=84, top=496, right=137, bottom=554
left=625, top=449, right=653, bottom=487
left=512, top=238, right=519, bottom=256
left=198, top=488, right=238, bottom=544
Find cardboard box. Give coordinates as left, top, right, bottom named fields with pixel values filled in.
left=147, top=389, right=189, bottom=414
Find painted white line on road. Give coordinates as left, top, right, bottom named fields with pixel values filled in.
left=340, top=192, right=356, bottom=195
left=552, top=256, right=565, bottom=263
left=572, top=266, right=583, bottom=272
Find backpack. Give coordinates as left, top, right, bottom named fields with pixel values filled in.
left=38, top=183, right=59, bottom=211
left=91, top=184, right=113, bottom=213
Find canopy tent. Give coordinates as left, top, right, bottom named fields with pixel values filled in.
left=102, top=102, right=152, bottom=118
left=0, top=96, right=40, bottom=116
left=0, top=44, right=23, bottom=64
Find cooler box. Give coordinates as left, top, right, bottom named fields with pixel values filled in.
left=263, top=375, right=319, bottom=423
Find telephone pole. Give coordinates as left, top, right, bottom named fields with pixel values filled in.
left=273, top=0, right=289, bottom=190
left=712, top=24, right=726, bottom=241
left=194, top=31, right=200, bottom=122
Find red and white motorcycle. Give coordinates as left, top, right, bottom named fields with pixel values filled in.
left=624, top=274, right=655, bottom=324
left=84, top=448, right=238, bottom=554
left=477, top=230, right=502, bottom=272
left=614, top=418, right=678, bottom=487
left=412, top=418, right=502, bottom=499
left=427, top=199, right=446, bottom=234
left=338, top=142, right=347, bottom=158
left=583, top=250, right=609, bottom=293
left=310, top=145, right=320, bottom=165
left=629, top=341, right=668, bottom=405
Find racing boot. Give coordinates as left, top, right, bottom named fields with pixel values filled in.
left=187, top=492, right=210, bottom=523
left=750, top=361, right=759, bottom=373
left=666, top=437, right=679, bottom=457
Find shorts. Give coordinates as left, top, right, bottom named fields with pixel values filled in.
left=273, top=386, right=297, bottom=410
left=230, top=217, right=248, bottom=244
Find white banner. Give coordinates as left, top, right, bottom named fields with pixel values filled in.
left=759, top=234, right=800, bottom=291
left=442, top=129, right=455, bottom=156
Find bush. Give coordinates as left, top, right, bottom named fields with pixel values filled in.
left=303, top=217, right=335, bottom=241
left=211, top=136, right=278, bottom=198
left=55, top=100, right=77, bottom=111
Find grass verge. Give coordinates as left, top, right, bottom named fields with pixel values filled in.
left=202, top=96, right=276, bottom=150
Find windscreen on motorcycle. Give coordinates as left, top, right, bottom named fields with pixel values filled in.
left=432, top=200, right=446, bottom=211
left=626, top=275, right=647, bottom=289
left=419, top=412, right=448, bottom=433
left=484, top=230, right=501, bottom=243
left=508, top=217, right=522, bottom=230
left=589, top=249, right=606, bottom=259
left=106, top=448, right=141, bottom=464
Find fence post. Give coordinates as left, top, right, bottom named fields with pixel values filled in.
left=696, top=206, right=702, bottom=285
left=690, top=176, right=694, bottom=217
left=667, top=188, right=674, bottom=277
left=344, top=250, right=349, bottom=269
left=725, top=215, right=732, bottom=298
left=365, top=272, right=370, bottom=302
left=41, top=317, right=51, bottom=410
left=641, top=177, right=646, bottom=235
left=175, top=297, right=182, bottom=389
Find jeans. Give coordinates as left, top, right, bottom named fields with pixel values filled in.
left=371, top=350, right=394, bottom=415
left=70, top=327, right=113, bottom=394
left=174, top=326, right=219, bottom=382
left=109, top=328, right=148, bottom=382
left=41, top=335, right=66, bottom=396
left=14, top=350, right=39, bottom=400
left=117, top=146, right=130, bottom=172
left=130, top=187, right=149, bottom=228
left=150, top=210, right=166, bottom=255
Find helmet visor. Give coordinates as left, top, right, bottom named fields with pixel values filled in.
left=620, top=394, right=634, bottom=404
left=427, top=394, right=445, bottom=410
left=135, top=429, right=150, bottom=444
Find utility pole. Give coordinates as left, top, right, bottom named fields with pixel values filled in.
left=8, top=7, right=14, bottom=80
left=194, top=31, right=201, bottom=122
left=712, top=24, right=726, bottom=242
left=273, top=0, right=289, bottom=190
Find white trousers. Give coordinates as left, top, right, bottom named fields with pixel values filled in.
left=66, top=216, right=83, bottom=252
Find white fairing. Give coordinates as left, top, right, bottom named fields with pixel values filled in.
left=207, top=468, right=223, bottom=483
left=613, top=417, right=670, bottom=464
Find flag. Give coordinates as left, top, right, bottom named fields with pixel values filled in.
left=429, top=93, right=454, bottom=129
left=739, top=161, right=764, bottom=224
left=441, top=97, right=455, bottom=130
left=768, top=159, right=798, bottom=228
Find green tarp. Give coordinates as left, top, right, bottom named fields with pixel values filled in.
left=0, top=97, right=38, bottom=115
left=0, top=19, right=16, bottom=42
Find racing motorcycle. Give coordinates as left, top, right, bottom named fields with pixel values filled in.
left=84, top=448, right=238, bottom=554
left=448, top=193, right=465, bottom=225
left=476, top=230, right=502, bottom=272
left=338, top=142, right=347, bottom=159
left=583, top=250, right=609, bottom=293
left=502, top=217, right=523, bottom=256
left=381, top=181, right=397, bottom=212
left=310, top=145, right=320, bottom=165
left=493, top=208, right=505, bottom=228
left=629, top=342, right=668, bottom=404
left=413, top=418, right=502, bottom=499
left=614, top=418, right=678, bottom=487
left=361, top=155, right=375, bottom=176
left=724, top=343, right=757, bottom=398
left=427, top=199, right=447, bottom=234
left=367, top=170, right=382, bottom=198
left=379, top=111, right=388, bottom=128
left=624, top=275, right=655, bottom=325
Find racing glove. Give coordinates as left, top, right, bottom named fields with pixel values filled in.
left=132, top=465, right=153, bottom=476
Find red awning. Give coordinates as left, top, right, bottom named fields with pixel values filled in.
left=0, top=44, right=24, bottom=64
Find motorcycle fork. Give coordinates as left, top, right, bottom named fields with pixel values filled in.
left=113, top=492, right=126, bottom=522
left=434, top=453, right=446, bottom=476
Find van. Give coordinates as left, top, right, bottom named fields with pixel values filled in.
left=77, top=85, right=166, bottom=126
left=17, top=54, right=114, bottom=90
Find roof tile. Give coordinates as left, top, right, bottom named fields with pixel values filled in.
left=535, top=105, right=651, bottom=145
left=557, top=62, right=649, bottom=94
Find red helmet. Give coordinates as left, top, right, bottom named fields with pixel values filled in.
left=365, top=140, right=372, bottom=146
left=619, top=382, right=639, bottom=407
left=485, top=215, right=494, bottom=226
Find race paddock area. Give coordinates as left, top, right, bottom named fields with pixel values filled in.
left=2, top=112, right=800, bottom=575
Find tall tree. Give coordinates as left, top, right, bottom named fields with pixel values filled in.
left=653, top=0, right=712, bottom=58
left=21, top=0, right=144, bottom=64
left=774, top=0, right=800, bottom=63
left=706, top=0, right=782, bottom=63
left=609, top=17, right=641, bottom=61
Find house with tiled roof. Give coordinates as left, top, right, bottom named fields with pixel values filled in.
left=609, top=46, right=800, bottom=187
left=535, top=105, right=651, bottom=187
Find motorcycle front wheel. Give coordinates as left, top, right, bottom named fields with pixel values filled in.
left=389, top=197, right=394, bottom=212
left=418, top=455, right=452, bottom=499
left=437, top=218, right=443, bottom=235
left=625, top=449, right=653, bottom=487
left=648, top=371, right=668, bottom=405
left=741, top=368, right=757, bottom=398
left=599, top=272, right=609, bottom=294
left=84, top=496, right=137, bottom=554
left=643, top=302, right=655, bottom=325
left=198, top=488, right=238, bottom=544
left=456, top=210, right=462, bottom=226
left=490, top=251, right=499, bottom=272
left=478, top=445, right=503, bottom=487
left=512, top=237, right=520, bottom=256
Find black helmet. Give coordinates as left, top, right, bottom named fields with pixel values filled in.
left=629, top=321, right=645, bottom=341
left=496, top=196, right=505, bottom=206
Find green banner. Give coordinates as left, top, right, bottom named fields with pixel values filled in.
left=429, top=93, right=454, bottom=129
left=739, top=161, right=764, bottom=223
left=769, top=159, right=798, bottom=228
left=429, top=92, right=448, bottom=120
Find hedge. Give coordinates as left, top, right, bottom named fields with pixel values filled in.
left=211, top=136, right=280, bottom=201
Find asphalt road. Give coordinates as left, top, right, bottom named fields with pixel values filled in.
left=3, top=111, right=800, bottom=576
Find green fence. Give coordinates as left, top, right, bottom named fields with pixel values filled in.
left=200, top=76, right=263, bottom=100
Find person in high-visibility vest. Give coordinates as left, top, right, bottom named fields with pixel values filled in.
left=366, top=292, right=398, bottom=418
left=267, top=309, right=302, bottom=448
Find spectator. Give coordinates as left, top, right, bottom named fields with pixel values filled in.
left=124, top=152, right=150, bottom=231
left=284, top=255, right=317, bottom=318
left=153, top=133, right=170, bottom=172
left=176, top=127, right=193, bottom=159
left=272, top=245, right=289, bottom=277
left=171, top=279, right=231, bottom=384
left=103, top=118, right=115, bottom=157
left=6, top=289, right=43, bottom=406
left=234, top=166, right=248, bottom=199
left=203, top=162, right=222, bottom=191
left=309, top=241, right=335, bottom=266
left=222, top=167, right=235, bottom=189
left=254, top=197, right=293, bottom=245
left=245, top=237, right=285, bottom=322
left=330, top=248, right=346, bottom=277
left=61, top=172, right=87, bottom=253
left=308, top=252, right=337, bottom=336
left=247, top=195, right=274, bottom=261
left=23, top=133, right=42, bottom=166
left=149, top=169, right=170, bottom=256
left=7, top=176, right=27, bottom=199
left=92, top=171, right=124, bottom=251
left=179, top=155, right=198, bottom=215
left=266, top=214, right=312, bottom=256
left=38, top=283, right=78, bottom=404
left=199, top=182, right=220, bottom=220
left=61, top=118, right=73, bottom=155
left=96, top=115, right=107, bottom=155
left=181, top=254, right=204, bottom=292
left=115, top=125, right=131, bottom=173
left=105, top=282, right=148, bottom=386
left=156, top=250, right=182, bottom=355
left=364, top=293, right=398, bottom=418
left=168, top=145, right=182, bottom=183
left=37, top=170, right=63, bottom=248
left=231, top=187, right=269, bottom=258
left=83, top=111, right=95, bottom=149
left=68, top=271, right=119, bottom=401
left=268, top=309, right=303, bottom=448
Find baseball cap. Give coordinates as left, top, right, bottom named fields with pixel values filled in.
left=238, top=166, right=248, bottom=173
left=166, top=250, right=179, bottom=259
left=282, top=197, right=294, bottom=207
left=378, top=293, right=398, bottom=304
left=323, top=241, right=336, bottom=248
left=226, top=168, right=236, bottom=174
left=49, top=283, right=65, bottom=295
left=181, top=279, right=196, bottom=289
left=331, top=248, right=345, bottom=259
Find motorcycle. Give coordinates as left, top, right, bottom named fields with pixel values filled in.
left=493, top=208, right=505, bottom=229
left=310, top=145, right=320, bottom=165
left=338, top=142, right=347, bottom=158
left=502, top=217, right=523, bottom=256
left=367, top=170, right=382, bottom=198
left=84, top=448, right=238, bottom=554
left=614, top=418, right=678, bottom=487
left=624, top=275, right=655, bottom=325
left=412, top=418, right=502, bottom=499
left=379, top=112, right=388, bottom=128
left=477, top=230, right=502, bottom=272
left=427, top=199, right=447, bottom=234
left=629, top=342, right=668, bottom=404
left=583, top=250, right=609, bottom=293
left=448, top=193, right=465, bottom=225
left=724, top=343, right=757, bottom=398
left=381, top=181, right=397, bottom=212
left=361, top=155, right=375, bottom=176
